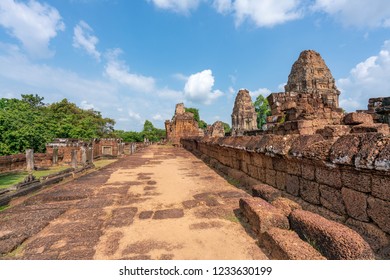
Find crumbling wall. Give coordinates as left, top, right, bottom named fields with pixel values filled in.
left=181, top=135, right=390, bottom=257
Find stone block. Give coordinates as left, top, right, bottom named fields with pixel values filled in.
left=289, top=209, right=374, bottom=259
left=261, top=228, right=325, bottom=260
left=344, top=112, right=373, bottom=125
left=367, top=197, right=390, bottom=234
left=351, top=124, right=389, bottom=135
left=315, top=167, right=342, bottom=189
left=275, top=171, right=286, bottom=191
left=257, top=167, right=266, bottom=182
left=301, top=162, right=315, bottom=180
left=272, top=157, right=287, bottom=172
left=341, top=170, right=371, bottom=193
left=346, top=218, right=390, bottom=253
left=319, top=185, right=346, bottom=215
left=372, top=175, right=390, bottom=201
left=252, top=153, right=264, bottom=168
left=265, top=169, right=276, bottom=187
left=239, top=197, right=289, bottom=235
left=341, top=188, right=369, bottom=222
left=318, top=125, right=351, bottom=139
left=247, top=164, right=259, bottom=180
left=252, top=184, right=281, bottom=202
left=272, top=197, right=302, bottom=216
left=286, top=174, right=300, bottom=196
left=286, top=160, right=301, bottom=176
left=299, top=178, right=320, bottom=205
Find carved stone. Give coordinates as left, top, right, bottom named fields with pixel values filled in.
left=231, top=89, right=258, bottom=136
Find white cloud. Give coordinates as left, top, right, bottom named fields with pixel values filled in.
left=338, top=40, right=390, bottom=112
left=213, top=0, right=232, bottom=14
left=0, top=0, right=65, bottom=58
left=227, top=0, right=303, bottom=27
left=157, top=87, right=184, bottom=100
left=147, top=0, right=200, bottom=14
left=80, top=100, right=96, bottom=110
left=313, top=0, right=390, bottom=28
left=73, top=21, right=101, bottom=61
left=152, top=114, right=165, bottom=121
left=249, top=87, right=271, bottom=99
left=104, top=48, right=156, bottom=93
left=184, top=69, right=223, bottom=105
left=128, top=110, right=142, bottom=122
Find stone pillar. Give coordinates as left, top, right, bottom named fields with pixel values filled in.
left=71, top=150, right=78, bottom=169
left=26, top=149, right=34, bottom=171
left=81, top=146, right=87, bottom=166
left=53, top=147, right=58, bottom=165
left=86, top=147, right=93, bottom=164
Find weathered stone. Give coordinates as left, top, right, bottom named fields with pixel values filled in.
left=319, top=184, right=346, bottom=215
left=341, top=188, right=369, bottom=222
left=367, top=197, right=390, bottom=234
left=344, top=112, right=373, bottom=125
left=205, top=121, right=225, bottom=137
left=252, top=184, right=281, bottom=202
left=261, top=227, right=325, bottom=260
left=286, top=159, right=301, bottom=176
left=239, top=197, right=289, bottom=235
left=318, top=125, right=351, bottom=139
left=300, top=178, right=320, bottom=205
left=286, top=174, right=300, bottom=196
left=275, top=171, right=286, bottom=191
left=289, top=210, right=374, bottom=259
left=265, top=169, right=276, bottom=187
left=301, top=162, right=315, bottom=180
left=341, top=170, right=371, bottom=193
left=271, top=197, right=302, bottom=216
left=374, top=138, right=390, bottom=171
left=372, top=175, right=390, bottom=201
left=350, top=124, right=389, bottom=135
left=231, top=89, right=258, bottom=136
left=165, top=103, right=204, bottom=146
left=315, top=167, right=342, bottom=189
left=346, top=218, right=390, bottom=253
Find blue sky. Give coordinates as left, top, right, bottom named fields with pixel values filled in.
left=1, top=0, right=390, bottom=131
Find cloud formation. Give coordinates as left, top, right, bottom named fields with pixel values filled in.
left=313, top=0, right=390, bottom=28
left=147, top=0, right=200, bottom=14
left=0, top=0, right=65, bottom=58
left=104, top=49, right=156, bottom=93
left=338, top=40, right=390, bottom=112
left=184, top=69, right=223, bottom=105
left=73, top=21, right=101, bottom=61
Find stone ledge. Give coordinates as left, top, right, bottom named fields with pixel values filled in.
left=239, top=197, right=289, bottom=235
left=260, top=227, right=326, bottom=260
left=289, top=209, right=374, bottom=260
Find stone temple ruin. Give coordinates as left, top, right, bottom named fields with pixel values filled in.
left=180, top=50, right=390, bottom=259
left=231, top=89, right=258, bottom=136
left=165, top=103, right=204, bottom=146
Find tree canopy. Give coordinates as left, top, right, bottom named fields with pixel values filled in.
left=0, top=95, right=115, bottom=155
left=253, top=94, right=271, bottom=129
left=185, top=107, right=208, bottom=129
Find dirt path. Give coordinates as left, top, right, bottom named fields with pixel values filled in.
left=0, top=146, right=267, bottom=260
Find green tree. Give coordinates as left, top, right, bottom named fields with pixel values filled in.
left=141, top=120, right=165, bottom=142
left=221, top=122, right=231, bottom=133
left=115, top=130, right=143, bottom=142
left=253, top=94, right=271, bottom=129
left=185, top=107, right=207, bottom=129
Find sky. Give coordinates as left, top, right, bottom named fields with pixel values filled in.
left=0, top=0, right=390, bottom=131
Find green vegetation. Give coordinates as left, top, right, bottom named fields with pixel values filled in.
left=185, top=107, right=208, bottom=129
left=0, top=205, right=9, bottom=212
left=93, top=159, right=118, bottom=169
left=0, top=166, right=70, bottom=189
left=0, top=94, right=115, bottom=155
left=253, top=94, right=271, bottom=129
left=221, top=122, right=231, bottom=133
left=115, top=120, right=165, bottom=143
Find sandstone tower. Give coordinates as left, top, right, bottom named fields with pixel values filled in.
left=265, top=50, right=344, bottom=134
left=231, top=89, right=258, bottom=136
left=165, top=103, right=204, bottom=146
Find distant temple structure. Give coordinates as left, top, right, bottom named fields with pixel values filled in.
left=231, top=89, right=258, bottom=136
left=165, top=103, right=204, bottom=146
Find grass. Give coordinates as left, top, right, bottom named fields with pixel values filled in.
left=0, top=165, right=70, bottom=189
left=93, top=159, right=118, bottom=169
left=0, top=205, right=10, bottom=212
left=227, top=177, right=241, bottom=188
left=223, top=213, right=240, bottom=223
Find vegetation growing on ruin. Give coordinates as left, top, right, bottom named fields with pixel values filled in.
left=185, top=107, right=208, bottom=129
left=253, top=94, right=271, bottom=129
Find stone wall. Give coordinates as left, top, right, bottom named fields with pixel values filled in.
left=181, top=135, right=390, bottom=257
left=0, top=152, right=63, bottom=173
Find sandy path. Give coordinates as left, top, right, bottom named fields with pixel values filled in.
left=1, top=145, right=266, bottom=260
